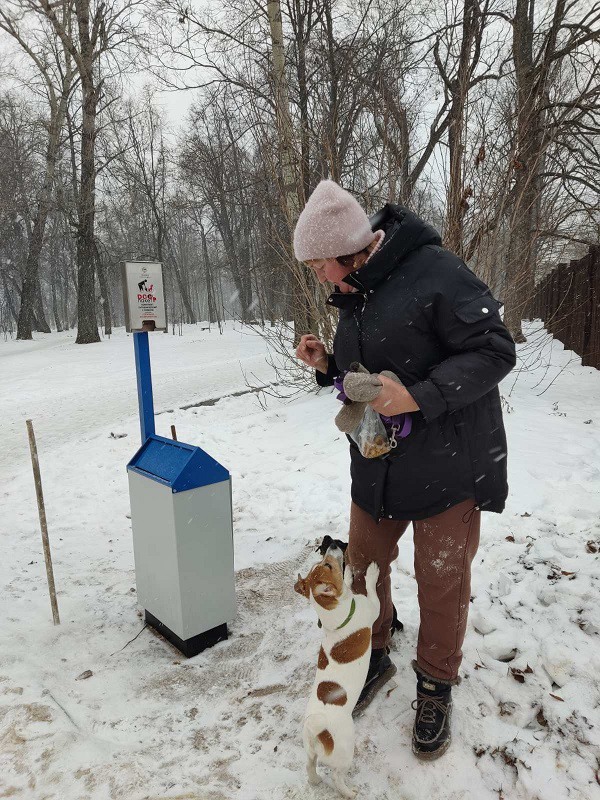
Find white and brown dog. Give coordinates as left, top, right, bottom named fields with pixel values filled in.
left=294, top=546, right=380, bottom=798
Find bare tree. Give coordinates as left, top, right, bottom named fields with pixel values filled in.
left=503, top=0, right=600, bottom=341
left=20, top=0, right=143, bottom=343
left=1, top=0, right=597, bottom=349
left=0, top=4, right=75, bottom=339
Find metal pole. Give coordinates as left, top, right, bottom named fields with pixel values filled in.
left=133, top=331, right=156, bottom=443
left=26, top=420, right=60, bottom=625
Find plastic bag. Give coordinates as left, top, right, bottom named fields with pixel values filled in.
left=350, top=405, right=391, bottom=458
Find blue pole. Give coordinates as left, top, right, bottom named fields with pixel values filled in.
left=133, top=331, right=155, bottom=443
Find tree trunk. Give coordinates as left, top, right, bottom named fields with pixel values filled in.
left=199, top=219, right=218, bottom=324
left=222, top=113, right=255, bottom=323
left=323, top=0, right=340, bottom=182
left=267, top=0, right=315, bottom=344
left=17, top=219, right=45, bottom=339
left=61, top=240, right=71, bottom=330
left=95, top=244, right=112, bottom=335
left=16, top=70, right=71, bottom=339
left=75, top=73, right=100, bottom=344
left=152, top=160, right=169, bottom=332
left=444, top=0, right=478, bottom=256
left=169, top=251, right=196, bottom=323
left=293, top=0, right=311, bottom=204
left=2, top=273, right=19, bottom=324
left=504, top=0, right=539, bottom=343
left=33, top=281, right=52, bottom=332
left=51, top=274, right=63, bottom=332
left=161, top=264, right=169, bottom=332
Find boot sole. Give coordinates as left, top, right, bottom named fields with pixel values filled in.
left=412, top=731, right=451, bottom=761
left=352, top=663, right=398, bottom=716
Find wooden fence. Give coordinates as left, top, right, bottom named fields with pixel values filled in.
left=530, top=245, right=600, bottom=369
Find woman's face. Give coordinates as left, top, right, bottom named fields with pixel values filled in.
left=305, top=257, right=357, bottom=293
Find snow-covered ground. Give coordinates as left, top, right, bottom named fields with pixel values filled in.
left=1, top=321, right=599, bottom=800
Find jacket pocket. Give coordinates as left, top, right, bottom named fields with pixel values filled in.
left=454, top=292, right=503, bottom=324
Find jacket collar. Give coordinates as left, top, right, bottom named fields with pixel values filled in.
left=325, top=204, right=441, bottom=308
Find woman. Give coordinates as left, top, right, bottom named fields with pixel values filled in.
left=294, top=179, right=516, bottom=760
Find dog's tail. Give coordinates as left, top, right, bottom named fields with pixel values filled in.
left=305, top=713, right=334, bottom=758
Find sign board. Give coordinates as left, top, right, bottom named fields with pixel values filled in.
left=122, top=261, right=166, bottom=332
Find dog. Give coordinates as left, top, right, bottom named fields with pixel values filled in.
left=316, top=535, right=403, bottom=638
left=295, top=549, right=380, bottom=797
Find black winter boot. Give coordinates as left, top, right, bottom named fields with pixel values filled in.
left=353, top=648, right=397, bottom=715
left=411, top=668, right=453, bottom=760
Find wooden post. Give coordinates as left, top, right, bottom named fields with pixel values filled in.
left=26, top=420, right=60, bottom=625
left=170, top=424, right=177, bottom=441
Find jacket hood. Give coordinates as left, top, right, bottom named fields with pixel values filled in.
left=342, top=203, right=442, bottom=293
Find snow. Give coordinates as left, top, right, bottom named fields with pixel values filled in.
left=1, top=320, right=599, bottom=799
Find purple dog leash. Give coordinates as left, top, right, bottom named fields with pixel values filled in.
left=333, top=373, right=348, bottom=403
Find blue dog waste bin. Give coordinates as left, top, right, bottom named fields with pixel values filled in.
left=127, top=434, right=236, bottom=657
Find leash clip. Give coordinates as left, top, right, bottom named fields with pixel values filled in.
left=390, top=424, right=399, bottom=449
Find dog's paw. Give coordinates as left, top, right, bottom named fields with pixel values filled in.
left=344, top=564, right=354, bottom=587
left=365, top=561, right=380, bottom=585
left=306, top=759, right=321, bottom=786
left=334, top=778, right=357, bottom=798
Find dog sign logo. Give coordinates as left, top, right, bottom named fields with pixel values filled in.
left=122, top=261, right=166, bottom=332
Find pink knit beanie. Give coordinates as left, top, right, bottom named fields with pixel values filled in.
left=293, top=179, right=376, bottom=262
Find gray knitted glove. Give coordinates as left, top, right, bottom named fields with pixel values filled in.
left=334, top=364, right=403, bottom=433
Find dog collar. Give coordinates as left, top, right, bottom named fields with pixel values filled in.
left=318, top=598, right=356, bottom=630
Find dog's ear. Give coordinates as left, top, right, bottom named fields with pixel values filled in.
left=294, top=573, right=310, bottom=598
left=316, top=535, right=332, bottom=556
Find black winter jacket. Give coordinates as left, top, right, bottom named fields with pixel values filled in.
left=316, top=203, right=516, bottom=521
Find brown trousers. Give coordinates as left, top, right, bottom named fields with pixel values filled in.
left=347, top=499, right=481, bottom=683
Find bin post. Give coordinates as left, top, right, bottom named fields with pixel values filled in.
left=134, top=331, right=155, bottom=443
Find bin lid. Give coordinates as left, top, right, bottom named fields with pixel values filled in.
left=127, top=435, right=229, bottom=492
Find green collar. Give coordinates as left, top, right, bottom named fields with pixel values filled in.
left=317, top=597, right=356, bottom=630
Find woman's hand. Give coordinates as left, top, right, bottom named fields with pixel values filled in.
left=296, top=334, right=329, bottom=373
left=369, top=374, right=420, bottom=415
